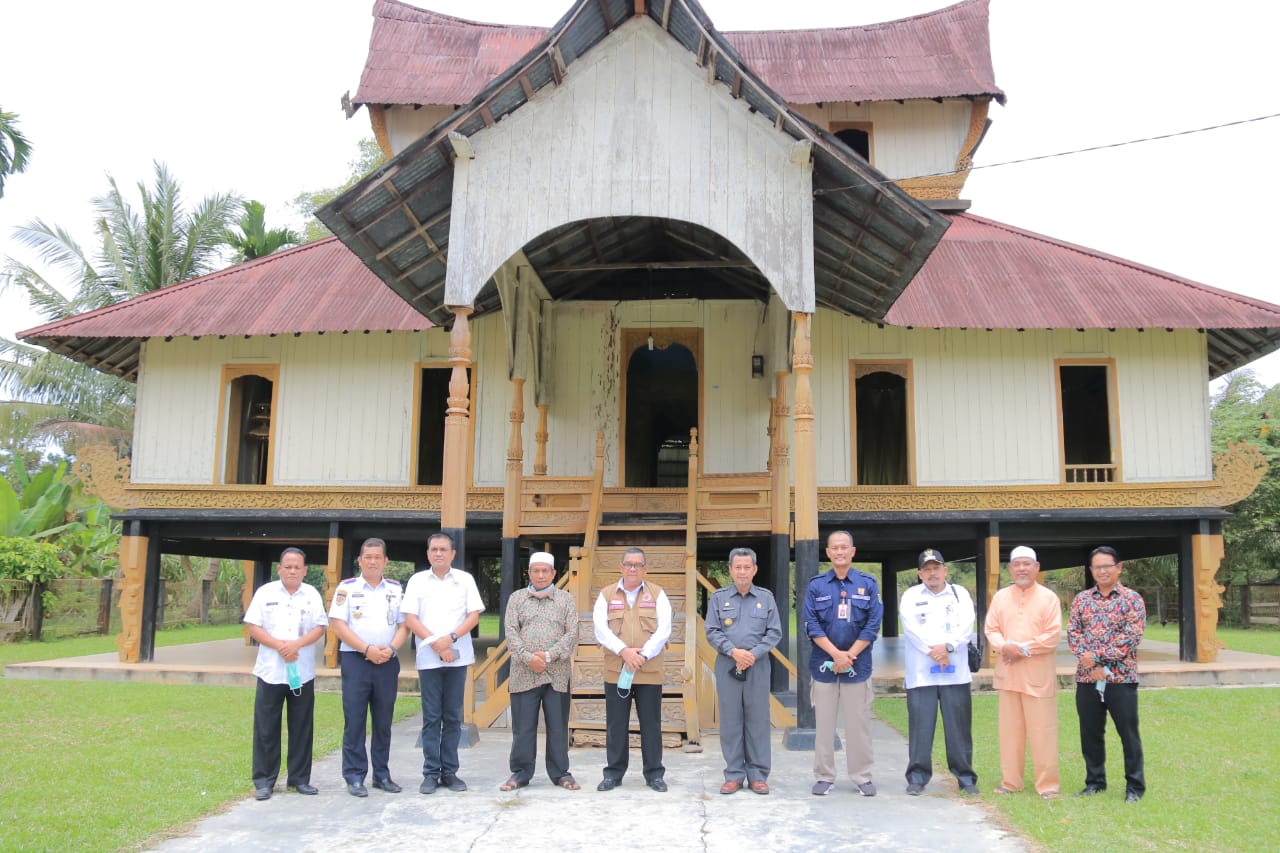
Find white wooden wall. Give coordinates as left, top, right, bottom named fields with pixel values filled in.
left=131, top=308, right=1211, bottom=489
left=444, top=16, right=815, bottom=313
left=794, top=100, right=974, bottom=182
left=811, top=312, right=1212, bottom=486
left=384, top=105, right=454, bottom=155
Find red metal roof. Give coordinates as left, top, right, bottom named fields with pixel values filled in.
left=19, top=238, right=432, bottom=379
left=354, top=0, right=1004, bottom=107
left=888, top=214, right=1280, bottom=330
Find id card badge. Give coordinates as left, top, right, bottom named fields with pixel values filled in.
left=837, top=601, right=850, bottom=621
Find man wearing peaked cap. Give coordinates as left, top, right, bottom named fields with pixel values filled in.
left=900, top=549, right=978, bottom=796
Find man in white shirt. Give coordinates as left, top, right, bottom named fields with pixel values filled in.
left=401, top=532, right=484, bottom=794
left=243, top=547, right=328, bottom=801
left=592, top=547, right=673, bottom=792
left=900, top=548, right=979, bottom=796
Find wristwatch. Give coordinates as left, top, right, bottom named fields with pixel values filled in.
left=449, top=631, right=458, bottom=642
left=945, top=643, right=955, bottom=653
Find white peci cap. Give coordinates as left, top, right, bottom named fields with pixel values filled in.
left=1009, top=545, right=1037, bottom=562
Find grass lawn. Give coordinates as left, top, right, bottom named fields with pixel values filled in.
left=0, top=623, right=245, bottom=667
left=874, top=687, right=1280, bottom=853
left=1143, top=623, right=1280, bottom=657
left=0, top=679, right=346, bottom=852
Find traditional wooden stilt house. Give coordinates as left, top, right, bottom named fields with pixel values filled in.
left=22, top=0, right=1280, bottom=742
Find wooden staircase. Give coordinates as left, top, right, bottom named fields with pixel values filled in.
left=468, top=429, right=796, bottom=742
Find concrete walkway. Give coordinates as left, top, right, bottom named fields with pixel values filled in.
left=152, top=714, right=1029, bottom=853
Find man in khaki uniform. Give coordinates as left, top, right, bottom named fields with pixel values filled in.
left=592, top=547, right=673, bottom=792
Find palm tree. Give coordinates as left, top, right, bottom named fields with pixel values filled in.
left=0, top=107, right=32, bottom=199
left=0, top=161, right=239, bottom=449
left=224, top=199, right=300, bottom=262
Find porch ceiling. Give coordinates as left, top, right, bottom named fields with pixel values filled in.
left=318, top=0, right=947, bottom=327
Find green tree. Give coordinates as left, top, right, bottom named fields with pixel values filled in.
left=1210, top=371, right=1280, bottom=588
left=224, top=199, right=300, bottom=262
left=0, top=162, right=239, bottom=448
left=290, top=137, right=383, bottom=242
left=0, top=107, right=32, bottom=199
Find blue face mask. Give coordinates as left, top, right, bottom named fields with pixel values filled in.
left=617, top=667, right=634, bottom=692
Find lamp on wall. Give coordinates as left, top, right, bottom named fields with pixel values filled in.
left=751, top=354, right=764, bottom=378
left=647, top=266, right=655, bottom=351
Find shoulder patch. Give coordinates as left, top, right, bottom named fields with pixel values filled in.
left=334, top=590, right=347, bottom=606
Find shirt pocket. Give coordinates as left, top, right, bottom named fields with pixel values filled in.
left=639, top=612, right=659, bottom=633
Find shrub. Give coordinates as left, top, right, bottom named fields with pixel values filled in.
left=0, top=536, right=64, bottom=584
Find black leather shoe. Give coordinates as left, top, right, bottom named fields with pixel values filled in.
left=1077, top=785, right=1105, bottom=796
left=254, top=786, right=272, bottom=801
left=347, top=782, right=368, bottom=798
left=647, top=778, right=668, bottom=792
left=419, top=777, right=438, bottom=794
left=372, top=778, right=402, bottom=794
left=290, top=783, right=318, bottom=795
left=596, top=778, right=619, bottom=792
left=442, top=775, right=467, bottom=792
left=1126, top=791, right=1143, bottom=804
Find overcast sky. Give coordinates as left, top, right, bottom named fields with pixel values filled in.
left=3, top=0, right=1278, bottom=388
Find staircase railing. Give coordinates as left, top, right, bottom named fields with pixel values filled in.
left=465, top=431, right=605, bottom=728
left=682, top=429, right=701, bottom=744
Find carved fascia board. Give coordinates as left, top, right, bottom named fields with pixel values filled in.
left=75, top=441, right=1267, bottom=515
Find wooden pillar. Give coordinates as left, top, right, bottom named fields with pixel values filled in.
left=115, top=521, right=146, bottom=662
left=500, top=376, right=526, bottom=639
left=975, top=523, right=999, bottom=667
left=240, top=560, right=256, bottom=645
left=1182, top=520, right=1224, bottom=663
left=534, top=403, right=549, bottom=476
left=769, top=370, right=791, bottom=693
left=324, top=523, right=344, bottom=668
left=788, top=312, right=819, bottom=740
left=442, top=306, right=473, bottom=567
left=139, top=531, right=163, bottom=662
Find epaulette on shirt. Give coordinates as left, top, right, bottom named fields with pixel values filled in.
left=339, top=577, right=359, bottom=585
left=385, top=578, right=401, bottom=586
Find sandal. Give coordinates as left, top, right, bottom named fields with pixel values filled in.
left=499, top=776, right=528, bottom=792
left=1040, top=790, right=1059, bottom=800
left=556, top=774, right=581, bottom=790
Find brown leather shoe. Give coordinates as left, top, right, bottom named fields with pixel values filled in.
left=719, top=779, right=743, bottom=795
left=749, top=780, right=770, bottom=795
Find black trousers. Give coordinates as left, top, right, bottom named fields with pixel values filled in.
left=508, top=683, right=571, bottom=784
left=252, top=677, right=315, bottom=788
left=1075, top=682, right=1145, bottom=795
left=339, top=650, right=400, bottom=784
left=905, top=683, right=976, bottom=788
left=603, top=681, right=664, bottom=783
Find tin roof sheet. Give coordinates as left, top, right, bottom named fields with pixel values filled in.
left=354, top=0, right=1004, bottom=107
left=18, top=237, right=432, bottom=380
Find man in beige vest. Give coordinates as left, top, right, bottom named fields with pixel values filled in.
left=592, top=547, right=673, bottom=792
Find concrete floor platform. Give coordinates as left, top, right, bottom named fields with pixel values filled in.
left=7, top=635, right=1280, bottom=693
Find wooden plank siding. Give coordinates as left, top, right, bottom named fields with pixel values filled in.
left=811, top=314, right=1212, bottom=486
left=793, top=99, right=974, bottom=181
left=131, top=306, right=1211, bottom=491
left=442, top=18, right=815, bottom=314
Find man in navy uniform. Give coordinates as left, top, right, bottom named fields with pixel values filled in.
left=328, top=538, right=409, bottom=797
left=804, top=530, right=883, bottom=796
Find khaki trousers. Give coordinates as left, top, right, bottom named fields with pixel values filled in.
left=997, top=689, right=1059, bottom=794
left=812, top=678, right=874, bottom=784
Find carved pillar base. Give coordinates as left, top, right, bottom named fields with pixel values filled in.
left=115, top=531, right=147, bottom=663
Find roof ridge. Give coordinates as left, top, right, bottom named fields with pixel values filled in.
left=374, top=0, right=546, bottom=30
left=955, top=212, right=1280, bottom=320
left=724, top=0, right=985, bottom=36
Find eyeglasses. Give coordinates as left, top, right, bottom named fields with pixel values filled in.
left=1091, top=563, right=1117, bottom=570
left=622, top=562, right=646, bottom=569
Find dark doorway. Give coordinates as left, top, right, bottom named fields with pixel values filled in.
left=225, top=374, right=273, bottom=485
left=854, top=369, right=909, bottom=485
left=1059, top=363, right=1114, bottom=481
left=416, top=367, right=453, bottom=486
left=625, top=342, right=698, bottom=487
